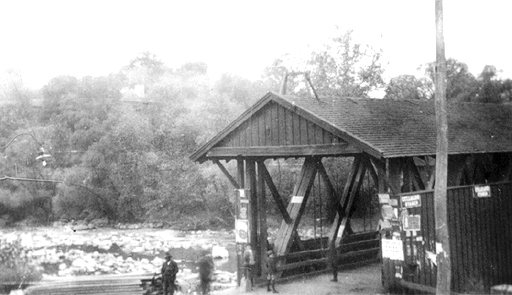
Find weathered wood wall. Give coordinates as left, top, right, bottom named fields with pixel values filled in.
left=398, top=182, right=512, bottom=294
left=219, top=101, right=344, bottom=147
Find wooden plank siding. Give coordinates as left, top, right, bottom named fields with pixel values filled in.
left=214, top=102, right=351, bottom=158
left=397, top=182, right=512, bottom=294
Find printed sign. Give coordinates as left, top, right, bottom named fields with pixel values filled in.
left=239, top=199, right=249, bottom=220
left=474, top=185, right=491, bottom=198
left=382, top=239, right=404, bottom=261
left=401, top=194, right=421, bottom=208
left=403, top=215, right=421, bottom=231
left=235, top=219, right=249, bottom=243
left=381, top=204, right=394, bottom=219
left=291, top=196, right=304, bottom=203
left=378, top=193, right=390, bottom=204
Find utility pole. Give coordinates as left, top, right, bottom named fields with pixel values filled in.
left=434, top=0, right=451, bottom=294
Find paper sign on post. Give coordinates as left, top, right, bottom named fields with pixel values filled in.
left=291, top=196, right=303, bottom=203
left=401, top=194, right=421, bottom=208
left=474, top=185, right=491, bottom=198
left=378, top=193, right=390, bottom=204
left=235, top=219, right=248, bottom=243
left=382, top=239, right=404, bottom=261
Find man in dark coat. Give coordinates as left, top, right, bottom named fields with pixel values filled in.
left=197, top=251, right=214, bottom=295
left=161, top=252, right=179, bottom=295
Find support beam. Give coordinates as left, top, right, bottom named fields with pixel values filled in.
left=502, top=154, right=512, bottom=182
left=327, top=156, right=362, bottom=247
left=274, top=157, right=318, bottom=257
left=403, top=159, right=413, bottom=192
left=450, top=155, right=468, bottom=186
left=237, top=159, right=245, bottom=188
left=371, top=158, right=400, bottom=195
left=367, top=159, right=379, bottom=187
left=260, top=163, right=292, bottom=224
left=378, top=157, right=396, bottom=291
left=257, top=160, right=268, bottom=277
left=207, top=144, right=361, bottom=158
left=406, top=158, right=426, bottom=191
left=333, top=157, right=368, bottom=246
left=387, top=158, right=402, bottom=195
left=214, top=160, right=240, bottom=189
left=235, top=159, right=244, bottom=287
left=317, top=161, right=340, bottom=222
left=246, top=160, right=260, bottom=275
left=427, top=164, right=436, bottom=190
left=293, top=231, right=306, bottom=251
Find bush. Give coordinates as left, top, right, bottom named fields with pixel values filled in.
left=0, top=236, right=42, bottom=291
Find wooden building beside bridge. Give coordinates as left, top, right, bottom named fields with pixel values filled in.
left=190, top=91, right=512, bottom=294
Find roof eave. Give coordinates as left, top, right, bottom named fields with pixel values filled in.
left=189, top=92, right=276, bottom=162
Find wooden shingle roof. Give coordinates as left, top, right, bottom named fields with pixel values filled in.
left=191, top=92, right=512, bottom=162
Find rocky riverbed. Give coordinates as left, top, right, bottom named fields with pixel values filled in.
left=1, top=224, right=240, bottom=293
left=1, top=221, right=335, bottom=294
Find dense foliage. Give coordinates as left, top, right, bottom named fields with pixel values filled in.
left=0, top=53, right=269, bottom=229
left=0, top=236, right=42, bottom=289
left=1, top=30, right=510, bottom=230
left=385, top=58, right=512, bottom=102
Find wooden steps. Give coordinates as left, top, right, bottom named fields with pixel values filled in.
left=24, top=273, right=153, bottom=295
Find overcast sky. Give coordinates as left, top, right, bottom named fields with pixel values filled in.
left=1, top=0, right=511, bottom=89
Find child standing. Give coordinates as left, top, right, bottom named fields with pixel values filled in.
left=266, top=250, right=279, bottom=293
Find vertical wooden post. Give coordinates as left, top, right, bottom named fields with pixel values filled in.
left=376, top=158, right=394, bottom=288
left=257, top=160, right=268, bottom=278
left=236, top=159, right=245, bottom=286
left=435, top=0, right=451, bottom=294
left=403, top=160, right=412, bottom=193
left=384, top=158, right=402, bottom=290
left=246, top=160, right=260, bottom=275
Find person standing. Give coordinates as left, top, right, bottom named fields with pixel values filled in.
left=266, top=250, right=279, bottom=293
left=161, top=252, right=179, bottom=295
left=327, top=245, right=338, bottom=282
left=243, top=245, right=256, bottom=290
left=197, top=251, right=214, bottom=295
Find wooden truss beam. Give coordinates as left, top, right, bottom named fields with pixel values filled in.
left=317, top=161, right=340, bottom=221
left=328, top=156, right=368, bottom=247
left=214, top=160, right=240, bottom=189
left=406, top=158, right=426, bottom=191
left=274, top=157, right=318, bottom=257
left=207, top=144, right=361, bottom=158
left=260, top=163, right=292, bottom=224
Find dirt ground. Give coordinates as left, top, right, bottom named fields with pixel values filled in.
left=217, top=262, right=386, bottom=295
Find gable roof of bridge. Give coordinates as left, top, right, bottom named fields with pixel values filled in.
left=190, top=91, right=512, bottom=163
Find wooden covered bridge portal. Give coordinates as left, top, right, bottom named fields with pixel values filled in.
left=190, top=92, right=512, bottom=293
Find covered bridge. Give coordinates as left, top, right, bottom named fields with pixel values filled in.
left=190, top=91, right=512, bottom=293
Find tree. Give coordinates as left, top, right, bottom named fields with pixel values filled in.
left=307, top=29, right=385, bottom=97
left=263, top=29, right=385, bottom=98
left=0, top=69, right=38, bottom=136
left=384, top=75, right=428, bottom=100
left=474, top=65, right=512, bottom=103
left=119, top=52, right=167, bottom=97
left=421, top=58, right=478, bottom=101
